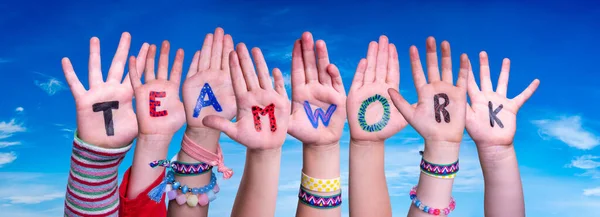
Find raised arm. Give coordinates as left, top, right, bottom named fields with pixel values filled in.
left=287, top=32, right=346, bottom=216
left=465, top=52, right=539, bottom=217
left=169, top=27, right=236, bottom=217
left=388, top=37, right=468, bottom=217
left=346, top=36, right=407, bottom=217
left=61, top=33, right=146, bottom=216
left=125, top=40, right=186, bottom=204
left=203, top=43, right=291, bottom=217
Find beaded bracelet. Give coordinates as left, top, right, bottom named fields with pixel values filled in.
left=301, top=172, right=341, bottom=193
left=149, top=159, right=213, bottom=176
left=409, top=185, right=455, bottom=216
left=165, top=170, right=219, bottom=207
left=298, top=186, right=342, bottom=209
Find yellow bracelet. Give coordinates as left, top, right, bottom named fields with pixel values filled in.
left=301, top=172, right=341, bottom=193
left=421, top=171, right=457, bottom=179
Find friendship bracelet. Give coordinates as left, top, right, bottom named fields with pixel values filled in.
left=420, top=158, right=459, bottom=178
left=149, top=160, right=213, bottom=176
left=181, top=134, right=233, bottom=179
left=166, top=170, right=219, bottom=207
left=301, top=172, right=341, bottom=193
left=409, top=185, right=455, bottom=216
left=298, top=186, right=342, bottom=209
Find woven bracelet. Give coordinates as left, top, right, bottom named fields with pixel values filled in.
left=150, top=159, right=213, bottom=176
left=420, top=158, right=459, bottom=178
left=298, top=186, right=342, bottom=209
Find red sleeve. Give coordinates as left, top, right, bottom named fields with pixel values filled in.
left=119, top=168, right=167, bottom=217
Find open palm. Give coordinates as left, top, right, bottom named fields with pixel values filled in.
left=203, top=44, right=290, bottom=150
left=466, top=52, right=540, bottom=147
left=129, top=41, right=185, bottom=136
left=347, top=36, right=407, bottom=142
left=288, top=32, right=346, bottom=145
left=182, top=28, right=236, bottom=130
left=62, top=33, right=148, bottom=148
left=389, top=37, right=468, bottom=144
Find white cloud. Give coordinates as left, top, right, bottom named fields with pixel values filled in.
left=583, top=187, right=600, bottom=196
left=0, top=141, right=20, bottom=148
left=0, top=152, right=16, bottom=167
left=533, top=116, right=600, bottom=150
left=35, top=78, right=66, bottom=96
left=15, top=107, right=24, bottom=112
left=569, top=155, right=600, bottom=169
left=7, top=193, right=64, bottom=204
left=0, top=119, right=26, bottom=140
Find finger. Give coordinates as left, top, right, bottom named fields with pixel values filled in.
left=131, top=43, right=150, bottom=82
left=386, top=43, right=400, bottom=87
left=363, top=41, right=378, bottom=83
left=237, top=43, right=260, bottom=90
left=409, top=46, right=427, bottom=89
left=272, top=68, right=288, bottom=98
left=157, top=40, right=170, bottom=80
left=375, top=35, right=389, bottom=82
left=456, top=54, right=469, bottom=91
left=425, top=36, right=441, bottom=82
left=229, top=51, right=247, bottom=95
left=512, top=79, right=540, bottom=108
left=107, top=32, right=131, bottom=83
left=327, top=64, right=346, bottom=94
left=441, top=41, right=453, bottom=84
left=251, top=47, right=272, bottom=90
left=479, top=51, right=494, bottom=91
left=198, top=33, right=214, bottom=71
left=62, top=58, right=86, bottom=97
left=128, top=56, right=142, bottom=89
left=388, top=88, right=415, bottom=123
left=316, top=39, right=332, bottom=86
left=466, top=58, right=481, bottom=97
left=88, top=37, right=103, bottom=88
left=221, top=34, right=234, bottom=71
left=144, top=44, right=157, bottom=82
left=496, top=58, right=511, bottom=97
left=350, top=58, right=367, bottom=90
left=187, top=50, right=200, bottom=78
left=291, top=40, right=305, bottom=88
left=202, top=115, right=237, bottom=139
left=301, top=32, right=318, bottom=83
left=210, top=27, right=225, bottom=70
left=170, top=49, right=184, bottom=87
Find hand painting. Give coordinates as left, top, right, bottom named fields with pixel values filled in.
left=128, top=41, right=185, bottom=136
left=202, top=43, right=291, bottom=150
left=61, top=33, right=148, bottom=148
left=288, top=32, right=346, bottom=146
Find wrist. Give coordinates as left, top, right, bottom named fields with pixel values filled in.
left=136, top=133, right=172, bottom=153
left=303, top=142, right=340, bottom=179
left=247, top=147, right=282, bottom=159
left=350, top=139, right=385, bottom=147
left=476, top=144, right=516, bottom=166
left=422, top=140, right=460, bottom=164
left=184, top=126, right=221, bottom=152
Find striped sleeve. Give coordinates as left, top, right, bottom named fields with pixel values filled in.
left=64, top=133, right=132, bottom=217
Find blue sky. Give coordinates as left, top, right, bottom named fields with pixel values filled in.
left=1, top=0, right=599, bottom=216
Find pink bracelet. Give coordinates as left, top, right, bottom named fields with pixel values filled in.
left=409, top=185, right=455, bottom=215
left=181, top=134, right=233, bottom=179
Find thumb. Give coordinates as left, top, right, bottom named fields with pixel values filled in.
left=202, top=115, right=237, bottom=139
left=387, top=88, right=415, bottom=123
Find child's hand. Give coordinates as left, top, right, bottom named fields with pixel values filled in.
left=182, top=28, right=236, bottom=131
left=61, top=33, right=148, bottom=148
left=465, top=52, right=539, bottom=147
left=347, top=36, right=408, bottom=142
left=128, top=41, right=186, bottom=137
left=388, top=37, right=468, bottom=145
left=203, top=43, right=290, bottom=150
left=288, top=32, right=346, bottom=146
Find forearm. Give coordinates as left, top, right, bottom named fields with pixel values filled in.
left=296, top=142, right=341, bottom=217
left=231, top=148, right=282, bottom=217
left=349, top=140, right=391, bottom=217
left=65, top=133, right=131, bottom=217
left=167, top=127, right=220, bottom=217
left=478, top=144, right=524, bottom=217
left=408, top=142, right=459, bottom=217
left=126, top=134, right=171, bottom=199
